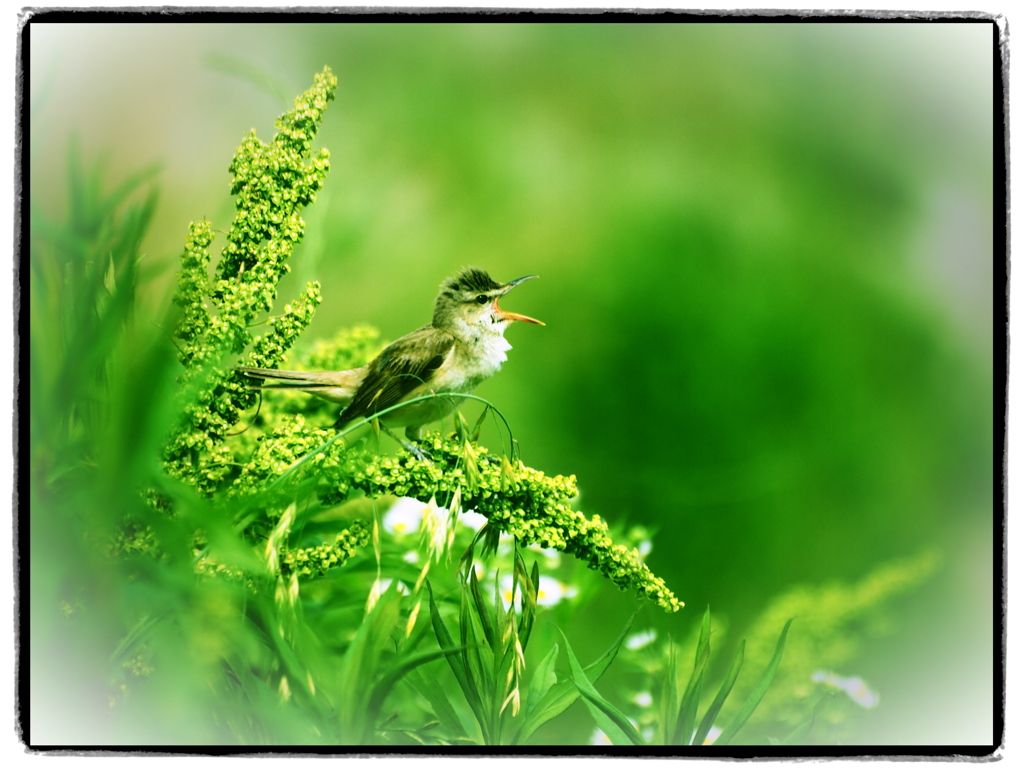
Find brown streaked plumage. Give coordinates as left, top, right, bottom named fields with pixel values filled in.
left=239, top=267, right=543, bottom=458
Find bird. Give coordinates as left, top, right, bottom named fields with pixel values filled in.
left=237, top=267, right=544, bottom=459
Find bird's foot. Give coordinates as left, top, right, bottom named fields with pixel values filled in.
left=405, top=440, right=433, bottom=463
left=378, top=422, right=434, bottom=463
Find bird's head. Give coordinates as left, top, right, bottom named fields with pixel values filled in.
left=433, top=267, right=544, bottom=334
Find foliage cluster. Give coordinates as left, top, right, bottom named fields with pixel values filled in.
left=157, top=68, right=682, bottom=615
left=28, top=66, right=936, bottom=748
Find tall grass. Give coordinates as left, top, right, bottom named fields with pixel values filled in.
left=27, top=65, right=941, bottom=750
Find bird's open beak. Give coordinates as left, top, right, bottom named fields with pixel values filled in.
left=495, top=275, right=544, bottom=325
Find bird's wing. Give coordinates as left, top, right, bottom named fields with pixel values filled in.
left=334, top=326, right=455, bottom=428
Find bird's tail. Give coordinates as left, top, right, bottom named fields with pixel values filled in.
left=236, top=366, right=365, bottom=405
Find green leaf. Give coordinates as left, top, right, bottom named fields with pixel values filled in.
left=561, top=630, right=645, bottom=746
left=469, top=566, right=496, bottom=648
left=406, top=667, right=469, bottom=739
left=515, top=555, right=538, bottom=649
left=673, top=606, right=711, bottom=744
left=513, top=611, right=636, bottom=745
left=479, top=522, right=501, bottom=559
left=109, top=612, right=160, bottom=665
left=426, top=582, right=485, bottom=725
left=657, top=640, right=678, bottom=746
left=521, top=642, right=559, bottom=725
left=470, top=404, right=490, bottom=442
left=337, top=583, right=405, bottom=740
left=692, top=638, right=745, bottom=746
left=780, top=690, right=834, bottom=745
left=715, top=618, right=794, bottom=746
left=367, top=645, right=469, bottom=729
left=253, top=602, right=331, bottom=729
left=459, top=579, right=493, bottom=704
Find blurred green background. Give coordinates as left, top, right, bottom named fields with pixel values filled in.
left=29, top=21, right=995, bottom=745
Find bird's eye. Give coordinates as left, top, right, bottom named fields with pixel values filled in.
left=474, top=294, right=489, bottom=305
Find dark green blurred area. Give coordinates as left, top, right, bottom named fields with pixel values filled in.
left=29, top=21, right=995, bottom=745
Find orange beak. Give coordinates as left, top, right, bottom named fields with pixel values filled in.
left=494, top=275, right=545, bottom=325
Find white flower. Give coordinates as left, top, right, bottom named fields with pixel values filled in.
left=460, top=509, right=489, bottom=531
left=365, top=577, right=408, bottom=613
left=632, top=691, right=653, bottom=708
left=625, top=628, right=658, bottom=650
left=499, top=574, right=577, bottom=608
left=382, top=497, right=425, bottom=535
left=702, top=725, right=722, bottom=745
left=811, top=670, right=880, bottom=708
left=383, top=496, right=488, bottom=547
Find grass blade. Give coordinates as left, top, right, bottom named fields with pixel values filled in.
left=781, top=690, right=834, bottom=745
left=459, top=580, right=492, bottom=702
left=367, top=645, right=469, bottom=731
left=658, top=640, right=678, bottom=746
left=468, top=566, right=496, bottom=648
left=510, top=641, right=559, bottom=745
left=337, top=583, right=404, bottom=739
left=715, top=618, right=794, bottom=746
left=426, top=582, right=485, bottom=724
left=513, top=554, right=537, bottom=645
left=673, top=607, right=712, bottom=744
left=523, top=642, right=559, bottom=720
left=515, top=611, right=637, bottom=744
left=561, top=629, right=645, bottom=746
left=406, top=666, right=469, bottom=739
left=692, top=638, right=745, bottom=746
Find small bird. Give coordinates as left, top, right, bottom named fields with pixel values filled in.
left=238, top=267, right=543, bottom=458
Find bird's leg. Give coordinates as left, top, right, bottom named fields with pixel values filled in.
left=378, top=422, right=433, bottom=462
